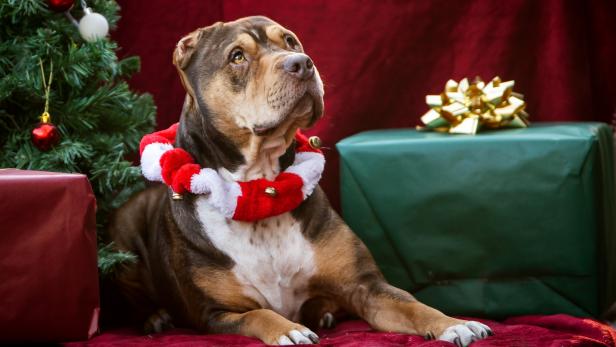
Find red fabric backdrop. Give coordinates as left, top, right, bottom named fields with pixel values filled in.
left=113, top=0, right=616, bottom=209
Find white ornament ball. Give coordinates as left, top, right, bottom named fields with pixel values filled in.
left=78, top=8, right=109, bottom=42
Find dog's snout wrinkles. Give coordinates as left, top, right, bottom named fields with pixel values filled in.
left=282, top=53, right=314, bottom=80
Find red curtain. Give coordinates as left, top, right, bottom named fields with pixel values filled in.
left=114, top=0, right=616, bottom=210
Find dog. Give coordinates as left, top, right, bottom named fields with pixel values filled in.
left=109, top=16, right=492, bottom=346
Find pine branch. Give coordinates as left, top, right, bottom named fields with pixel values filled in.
left=0, top=0, right=156, bottom=275
left=98, top=242, right=137, bottom=276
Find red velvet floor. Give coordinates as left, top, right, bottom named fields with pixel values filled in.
left=66, top=315, right=616, bottom=347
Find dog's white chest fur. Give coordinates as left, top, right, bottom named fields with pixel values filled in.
left=195, top=198, right=316, bottom=321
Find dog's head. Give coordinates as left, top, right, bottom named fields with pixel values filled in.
left=173, top=16, right=324, bottom=147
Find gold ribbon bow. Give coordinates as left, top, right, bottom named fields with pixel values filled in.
left=418, top=77, right=529, bottom=135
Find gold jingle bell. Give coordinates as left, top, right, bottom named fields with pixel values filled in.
left=264, top=186, right=277, bottom=197
left=308, top=136, right=322, bottom=150
left=172, top=192, right=184, bottom=200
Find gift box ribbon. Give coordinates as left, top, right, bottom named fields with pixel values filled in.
left=418, top=77, right=530, bottom=135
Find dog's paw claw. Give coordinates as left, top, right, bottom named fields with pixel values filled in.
left=466, top=320, right=492, bottom=338
left=438, top=321, right=492, bottom=346
left=277, top=328, right=319, bottom=345
left=318, top=312, right=336, bottom=329
left=143, top=309, right=173, bottom=334
left=306, top=330, right=320, bottom=344
left=424, top=331, right=435, bottom=340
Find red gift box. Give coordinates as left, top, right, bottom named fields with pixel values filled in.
left=0, top=169, right=99, bottom=342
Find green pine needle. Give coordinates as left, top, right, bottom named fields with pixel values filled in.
left=98, top=242, right=137, bottom=276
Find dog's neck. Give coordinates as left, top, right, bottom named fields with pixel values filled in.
left=233, top=132, right=295, bottom=181
left=177, top=99, right=296, bottom=182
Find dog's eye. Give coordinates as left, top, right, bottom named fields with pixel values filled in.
left=284, top=35, right=297, bottom=49
left=230, top=49, right=246, bottom=64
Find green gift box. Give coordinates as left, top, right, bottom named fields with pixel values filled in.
left=337, top=122, right=616, bottom=318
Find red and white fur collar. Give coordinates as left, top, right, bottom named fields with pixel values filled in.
left=139, top=123, right=325, bottom=222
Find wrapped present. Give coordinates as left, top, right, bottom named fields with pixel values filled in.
left=337, top=123, right=616, bottom=318
left=0, top=169, right=99, bottom=342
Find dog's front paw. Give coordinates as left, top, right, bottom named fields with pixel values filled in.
left=276, top=327, right=319, bottom=345
left=438, top=321, right=493, bottom=347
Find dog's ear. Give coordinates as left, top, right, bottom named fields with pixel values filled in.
left=173, top=23, right=221, bottom=100
left=173, top=22, right=221, bottom=70
left=173, top=29, right=201, bottom=70
left=173, top=29, right=201, bottom=100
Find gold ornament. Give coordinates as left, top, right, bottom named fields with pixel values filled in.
left=418, top=76, right=529, bottom=135
left=40, top=111, right=51, bottom=123
left=308, top=136, right=322, bottom=149
left=264, top=186, right=277, bottom=197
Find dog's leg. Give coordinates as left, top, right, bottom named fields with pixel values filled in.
left=310, top=211, right=492, bottom=347
left=207, top=309, right=319, bottom=345
left=346, top=280, right=492, bottom=346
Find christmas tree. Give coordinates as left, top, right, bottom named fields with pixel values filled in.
left=0, top=0, right=156, bottom=274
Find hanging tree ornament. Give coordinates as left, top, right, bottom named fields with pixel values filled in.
left=32, top=59, right=61, bottom=151
left=47, top=0, right=75, bottom=12
left=78, top=0, right=109, bottom=42
left=54, top=0, right=109, bottom=42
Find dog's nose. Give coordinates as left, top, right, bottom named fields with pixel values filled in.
left=282, top=53, right=314, bottom=80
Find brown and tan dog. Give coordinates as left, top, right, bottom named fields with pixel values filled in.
left=109, top=16, right=492, bottom=346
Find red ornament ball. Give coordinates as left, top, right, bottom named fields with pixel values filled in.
left=32, top=121, right=61, bottom=151
left=47, top=0, right=74, bottom=12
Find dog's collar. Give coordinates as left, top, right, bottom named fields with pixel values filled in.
left=139, top=122, right=325, bottom=222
